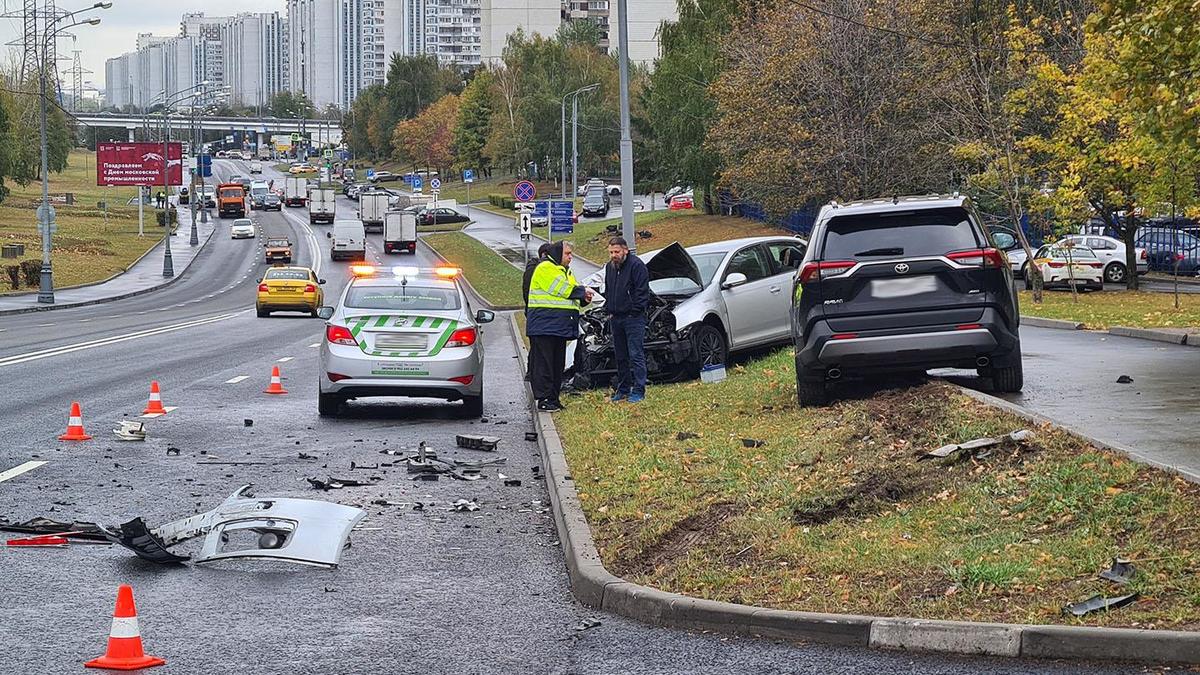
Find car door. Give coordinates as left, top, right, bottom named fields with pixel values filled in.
left=1085, top=237, right=1118, bottom=268
left=718, top=245, right=777, bottom=348
left=762, top=241, right=807, bottom=342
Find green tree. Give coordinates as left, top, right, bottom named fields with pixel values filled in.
left=556, top=18, right=604, bottom=48
left=269, top=91, right=315, bottom=118
left=451, top=69, right=496, bottom=174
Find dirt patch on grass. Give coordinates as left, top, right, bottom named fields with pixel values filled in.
left=793, top=472, right=915, bottom=525
left=626, top=502, right=737, bottom=578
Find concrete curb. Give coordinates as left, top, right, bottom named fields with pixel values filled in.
left=1021, top=315, right=1200, bottom=347
left=510, top=314, right=1200, bottom=664
left=0, top=209, right=216, bottom=317
left=418, top=236, right=522, bottom=311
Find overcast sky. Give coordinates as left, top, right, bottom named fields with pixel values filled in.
left=0, top=1, right=285, bottom=88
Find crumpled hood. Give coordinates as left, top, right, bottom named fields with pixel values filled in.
left=646, top=242, right=702, bottom=289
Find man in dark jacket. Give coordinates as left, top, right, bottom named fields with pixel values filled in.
left=602, top=237, right=650, bottom=402
left=526, top=241, right=592, bottom=411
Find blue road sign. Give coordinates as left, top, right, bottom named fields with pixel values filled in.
left=366, top=169, right=376, bottom=179
left=462, top=169, right=475, bottom=183
left=200, top=154, right=212, bottom=178
left=430, top=177, right=441, bottom=191
left=411, top=176, right=423, bottom=191
left=550, top=199, right=574, bottom=235
left=533, top=201, right=548, bottom=217
left=514, top=180, right=536, bottom=202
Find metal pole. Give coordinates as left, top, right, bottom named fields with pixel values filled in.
left=37, top=44, right=54, bottom=304
left=616, top=0, right=635, bottom=251
left=571, top=95, right=579, bottom=210
left=189, top=98, right=199, bottom=246
left=138, top=187, right=144, bottom=236
left=560, top=96, right=566, bottom=199
left=161, top=107, right=173, bottom=278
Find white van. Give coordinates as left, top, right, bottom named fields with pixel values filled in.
left=249, top=161, right=263, bottom=174
left=328, top=220, right=366, bottom=261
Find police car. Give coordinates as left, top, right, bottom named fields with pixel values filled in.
left=316, top=265, right=495, bottom=417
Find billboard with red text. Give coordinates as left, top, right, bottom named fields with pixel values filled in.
left=96, top=142, right=185, bottom=186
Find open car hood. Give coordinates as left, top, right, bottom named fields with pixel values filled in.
left=646, top=242, right=702, bottom=289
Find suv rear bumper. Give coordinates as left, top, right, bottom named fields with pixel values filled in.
left=798, top=308, right=1019, bottom=373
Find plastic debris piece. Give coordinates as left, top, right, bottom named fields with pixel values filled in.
left=1099, top=557, right=1136, bottom=585
left=244, top=419, right=253, bottom=427
left=1116, top=375, right=1133, bottom=384
left=504, top=479, right=522, bottom=487
left=166, top=447, right=181, bottom=456
left=920, top=429, right=1034, bottom=461
left=7, top=535, right=70, bottom=547
left=525, top=432, right=538, bottom=442
left=1063, top=592, right=1139, bottom=617
left=451, top=499, right=479, bottom=512
left=741, top=438, right=765, bottom=448
left=299, top=452, right=318, bottom=460
left=574, top=617, right=602, bottom=631
left=112, top=421, right=147, bottom=441
left=676, top=431, right=699, bottom=441
left=456, top=434, right=500, bottom=451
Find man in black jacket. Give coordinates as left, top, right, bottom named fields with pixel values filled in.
left=602, top=237, right=650, bottom=402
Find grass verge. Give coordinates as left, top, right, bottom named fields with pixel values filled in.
left=423, top=231, right=524, bottom=308
left=555, top=349, right=1200, bottom=627
left=0, top=150, right=158, bottom=294
left=1019, top=290, right=1200, bottom=330
left=417, top=222, right=468, bottom=233
left=568, top=212, right=790, bottom=262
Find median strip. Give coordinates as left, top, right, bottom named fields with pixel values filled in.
left=422, top=232, right=525, bottom=309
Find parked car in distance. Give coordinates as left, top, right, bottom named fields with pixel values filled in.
left=1133, top=227, right=1200, bottom=274
left=370, top=171, right=400, bottom=183
left=1025, top=243, right=1104, bottom=290
left=419, top=207, right=470, bottom=226
left=791, top=194, right=1023, bottom=406
left=581, top=190, right=609, bottom=217
left=664, top=184, right=692, bottom=202
left=1057, top=235, right=1148, bottom=283
left=669, top=193, right=694, bottom=211
left=289, top=163, right=314, bottom=174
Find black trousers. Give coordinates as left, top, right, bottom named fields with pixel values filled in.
left=529, top=335, right=568, bottom=402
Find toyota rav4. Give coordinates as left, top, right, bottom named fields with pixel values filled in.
left=791, top=194, right=1022, bottom=406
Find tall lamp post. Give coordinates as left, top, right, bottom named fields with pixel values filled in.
left=560, top=84, right=598, bottom=200
left=153, top=82, right=209, bottom=279
left=616, top=0, right=635, bottom=250
left=37, top=2, right=110, bottom=304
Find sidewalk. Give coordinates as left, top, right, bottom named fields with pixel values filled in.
left=0, top=204, right=217, bottom=315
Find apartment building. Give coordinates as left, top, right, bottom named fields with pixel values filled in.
left=221, top=12, right=287, bottom=109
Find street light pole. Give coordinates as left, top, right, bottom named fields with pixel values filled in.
left=161, top=105, right=173, bottom=278
left=36, top=6, right=108, bottom=304
left=616, top=0, right=636, bottom=251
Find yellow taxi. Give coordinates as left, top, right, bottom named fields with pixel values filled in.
left=256, top=266, right=326, bottom=317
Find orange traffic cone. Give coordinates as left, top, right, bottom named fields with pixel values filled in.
left=264, top=365, right=288, bottom=395
left=84, top=584, right=166, bottom=671
left=58, top=401, right=92, bottom=441
left=142, top=381, right=167, bottom=415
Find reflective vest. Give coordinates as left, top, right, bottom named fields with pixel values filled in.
left=527, top=261, right=581, bottom=312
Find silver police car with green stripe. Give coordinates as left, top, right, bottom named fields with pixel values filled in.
left=317, top=265, right=495, bottom=417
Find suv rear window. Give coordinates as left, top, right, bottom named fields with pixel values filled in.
left=820, top=207, right=981, bottom=260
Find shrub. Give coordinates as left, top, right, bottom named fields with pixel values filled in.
left=5, top=264, right=19, bottom=289
left=20, top=259, right=40, bottom=286
left=488, top=194, right=505, bottom=207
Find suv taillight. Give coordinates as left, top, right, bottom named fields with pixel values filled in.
left=1141, top=249, right=1147, bottom=260
left=445, top=328, right=477, bottom=347
left=947, top=248, right=1005, bottom=268
left=798, top=261, right=855, bottom=283
left=326, top=325, right=357, bottom=346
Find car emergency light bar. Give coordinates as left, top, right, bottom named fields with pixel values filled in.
left=348, top=264, right=462, bottom=279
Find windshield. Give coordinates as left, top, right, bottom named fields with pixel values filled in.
left=820, top=207, right=981, bottom=260
left=344, top=285, right=461, bottom=311
left=1047, top=247, right=1097, bottom=259
left=220, top=188, right=242, bottom=198
left=233, top=219, right=252, bottom=227
left=265, top=269, right=308, bottom=280
left=266, top=239, right=289, bottom=247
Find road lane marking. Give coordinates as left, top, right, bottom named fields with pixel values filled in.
left=37, top=323, right=54, bottom=327
left=0, top=461, right=47, bottom=484
left=0, top=311, right=245, bottom=368
left=277, top=356, right=293, bottom=362
left=225, top=375, right=249, bottom=384
left=78, top=319, right=90, bottom=323
left=308, top=343, right=320, bottom=348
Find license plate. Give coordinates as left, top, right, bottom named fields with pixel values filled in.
left=375, top=334, right=428, bottom=350
left=870, top=276, right=938, bottom=299
left=372, top=363, right=428, bottom=376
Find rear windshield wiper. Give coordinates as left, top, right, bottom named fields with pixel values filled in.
left=852, top=247, right=904, bottom=257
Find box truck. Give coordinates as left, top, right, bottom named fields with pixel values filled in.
left=285, top=177, right=307, bottom=207
left=359, top=192, right=390, bottom=233
left=308, top=188, right=336, bottom=225
left=383, top=212, right=418, bottom=254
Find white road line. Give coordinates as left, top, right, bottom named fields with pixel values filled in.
left=0, top=311, right=245, bottom=368
left=308, top=343, right=320, bottom=348
left=276, top=356, right=293, bottom=362
left=224, top=375, right=249, bottom=384
left=36, top=323, right=54, bottom=327
left=78, top=319, right=90, bottom=323
left=0, top=461, right=47, bottom=484
left=140, top=406, right=178, bottom=419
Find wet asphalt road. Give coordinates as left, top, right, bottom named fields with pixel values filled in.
left=0, top=163, right=1152, bottom=673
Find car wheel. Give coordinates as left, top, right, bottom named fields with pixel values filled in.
left=795, top=354, right=829, bottom=407
left=1104, top=262, right=1126, bottom=284
left=461, top=392, right=484, bottom=418
left=990, top=357, right=1024, bottom=393
left=256, top=307, right=269, bottom=318
left=318, top=393, right=341, bottom=417
left=690, top=324, right=727, bottom=374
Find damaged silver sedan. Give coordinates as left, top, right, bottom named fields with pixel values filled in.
left=101, top=485, right=365, bottom=568
left=568, top=236, right=807, bottom=388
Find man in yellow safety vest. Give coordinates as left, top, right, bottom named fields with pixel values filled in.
left=526, top=241, right=592, bottom=411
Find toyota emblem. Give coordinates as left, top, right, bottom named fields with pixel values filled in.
left=894, top=263, right=910, bottom=274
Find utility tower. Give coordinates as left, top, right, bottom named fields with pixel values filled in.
left=22, top=0, right=38, bottom=80
left=69, top=48, right=90, bottom=111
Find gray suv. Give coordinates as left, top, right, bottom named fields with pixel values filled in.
left=791, top=195, right=1022, bottom=406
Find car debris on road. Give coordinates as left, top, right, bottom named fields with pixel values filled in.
left=112, top=421, right=147, bottom=441
left=100, top=485, right=366, bottom=568
left=456, top=434, right=500, bottom=451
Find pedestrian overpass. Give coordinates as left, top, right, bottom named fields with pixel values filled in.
left=74, top=113, right=343, bottom=146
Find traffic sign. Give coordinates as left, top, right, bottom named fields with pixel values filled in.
left=463, top=169, right=475, bottom=183
left=514, top=180, right=536, bottom=202
left=411, top=176, right=423, bottom=192
left=290, top=132, right=301, bottom=142
left=550, top=199, right=574, bottom=235
left=519, top=213, right=532, bottom=239
left=366, top=169, right=376, bottom=179
left=430, top=177, right=441, bottom=190
left=322, top=149, right=333, bottom=159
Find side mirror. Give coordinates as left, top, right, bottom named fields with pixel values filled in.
left=318, top=278, right=326, bottom=285
left=316, top=306, right=334, bottom=320
left=992, top=232, right=1017, bottom=250
left=722, top=272, right=749, bottom=289
left=475, top=309, right=496, bottom=324
left=326, top=232, right=332, bottom=238
left=256, top=278, right=262, bottom=283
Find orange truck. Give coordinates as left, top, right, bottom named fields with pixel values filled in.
left=217, top=183, right=246, bottom=218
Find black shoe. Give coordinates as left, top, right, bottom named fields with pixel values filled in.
left=537, top=399, right=563, bottom=412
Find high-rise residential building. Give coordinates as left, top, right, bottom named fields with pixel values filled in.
left=561, top=0, right=608, bottom=51
left=425, top=0, right=482, bottom=68
left=607, top=0, right=676, bottom=64
left=181, top=12, right=228, bottom=85
left=221, top=12, right=287, bottom=109
left=401, top=0, right=425, bottom=57
left=287, top=0, right=373, bottom=109
left=103, top=51, right=137, bottom=110
left=480, top=0, right=560, bottom=64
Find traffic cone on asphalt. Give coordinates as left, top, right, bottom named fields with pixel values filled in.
left=264, top=365, right=288, bottom=395
left=84, top=584, right=166, bottom=671
left=58, top=401, right=92, bottom=441
left=142, top=381, right=167, bottom=415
